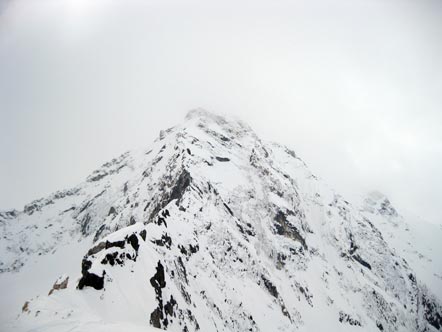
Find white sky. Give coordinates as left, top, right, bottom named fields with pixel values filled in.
left=0, top=0, right=441, bottom=225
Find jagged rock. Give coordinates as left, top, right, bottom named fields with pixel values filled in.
left=353, top=254, right=372, bottom=270
left=108, top=206, right=117, bottom=216
left=261, top=275, right=278, bottom=298
left=78, top=270, right=104, bottom=290
left=78, top=258, right=104, bottom=290
left=273, top=210, right=307, bottom=249
left=87, top=241, right=107, bottom=256
left=152, top=234, right=172, bottom=249
left=140, top=229, right=147, bottom=241
left=149, top=261, right=167, bottom=328
left=22, top=301, right=29, bottom=313
left=127, top=233, right=139, bottom=252
left=48, top=275, right=69, bottom=295
left=339, top=311, right=362, bottom=326
left=150, top=261, right=166, bottom=291
left=215, top=156, right=230, bottom=162
left=148, top=170, right=191, bottom=223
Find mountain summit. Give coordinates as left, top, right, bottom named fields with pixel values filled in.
left=1, top=110, right=441, bottom=332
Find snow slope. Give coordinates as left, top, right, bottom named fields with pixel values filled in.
left=1, top=109, right=441, bottom=332
left=361, top=191, right=442, bottom=301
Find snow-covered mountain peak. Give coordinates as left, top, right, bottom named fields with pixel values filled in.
left=1, top=112, right=442, bottom=332
left=184, top=108, right=246, bottom=128
left=362, top=190, right=399, bottom=218
left=185, top=108, right=227, bottom=122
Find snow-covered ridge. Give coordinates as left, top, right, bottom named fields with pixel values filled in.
left=1, top=110, right=441, bottom=332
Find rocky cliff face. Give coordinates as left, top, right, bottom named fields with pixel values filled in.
left=1, top=110, right=441, bottom=332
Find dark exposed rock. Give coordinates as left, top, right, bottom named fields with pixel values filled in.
left=349, top=233, right=358, bottom=255
left=149, top=261, right=167, bottom=328
left=164, top=295, right=177, bottom=316
left=48, top=276, right=69, bottom=296
left=276, top=252, right=286, bottom=269
left=151, top=156, right=163, bottom=167
left=127, top=233, right=139, bottom=252
left=353, top=254, right=372, bottom=270
left=189, top=244, right=199, bottom=254
left=261, top=275, right=278, bottom=298
left=21, top=190, right=78, bottom=216
left=421, top=291, right=442, bottom=330
left=367, top=289, right=400, bottom=329
left=179, top=244, right=188, bottom=255
left=78, top=258, right=104, bottom=290
left=101, top=252, right=118, bottom=266
left=185, top=309, right=200, bottom=330
left=170, top=170, right=191, bottom=203
left=180, top=284, right=192, bottom=304
left=81, top=258, right=92, bottom=275
left=129, top=216, right=136, bottom=225
left=176, top=256, right=188, bottom=285
left=280, top=303, right=292, bottom=321
left=376, top=321, right=384, bottom=331
left=236, top=222, right=246, bottom=235
left=108, top=206, right=117, bottom=216
left=223, top=203, right=234, bottom=216
left=87, top=172, right=108, bottom=182
left=285, top=148, right=297, bottom=159
left=87, top=242, right=106, bottom=256
left=93, top=224, right=107, bottom=243
left=105, top=239, right=126, bottom=250
left=80, top=213, right=92, bottom=236
left=101, top=252, right=127, bottom=266
left=149, top=170, right=191, bottom=223
left=61, top=206, right=75, bottom=214
left=235, top=220, right=256, bottom=237
left=156, top=216, right=168, bottom=228
left=150, top=307, right=163, bottom=328
left=140, top=229, right=147, bottom=241
left=244, top=223, right=256, bottom=237
left=22, top=301, right=30, bottom=313
left=215, top=156, right=230, bottom=162
left=24, top=202, right=40, bottom=215
left=339, top=311, right=361, bottom=326
left=0, top=209, right=17, bottom=220
left=299, top=285, right=313, bottom=307
left=150, top=261, right=166, bottom=292
left=152, top=234, right=172, bottom=249
left=274, top=210, right=307, bottom=249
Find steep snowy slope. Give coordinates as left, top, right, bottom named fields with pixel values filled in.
left=361, top=192, right=442, bottom=301
left=1, top=110, right=441, bottom=332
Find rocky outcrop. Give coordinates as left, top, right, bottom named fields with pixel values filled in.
left=48, top=276, right=69, bottom=295
left=77, top=258, right=104, bottom=290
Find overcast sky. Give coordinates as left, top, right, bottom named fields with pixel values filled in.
left=1, top=0, right=441, bottom=225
